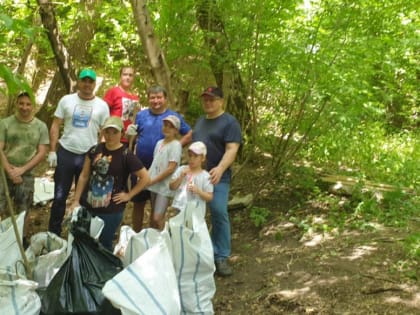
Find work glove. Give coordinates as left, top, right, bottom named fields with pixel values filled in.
left=47, top=151, right=57, bottom=167
left=126, top=124, right=138, bottom=136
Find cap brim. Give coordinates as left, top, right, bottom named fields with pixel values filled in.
left=189, top=148, right=205, bottom=155
left=79, top=75, right=95, bottom=80
left=201, top=92, right=216, bottom=97
left=103, top=125, right=122, bottom=130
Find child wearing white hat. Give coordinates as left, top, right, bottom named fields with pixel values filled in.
left=169, top=141, right=213, bottom=219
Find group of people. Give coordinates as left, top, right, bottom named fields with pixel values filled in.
left=0, top=66, right=242, bottom=277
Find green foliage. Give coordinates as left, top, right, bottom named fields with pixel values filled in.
left=0, top=65, right=32, bottom=97
left=306, top=125, right=419, bottom=190
left=403, top=232, right=420, bottom=260
left=0, top=10, right=36, bottom=96
left=249, top=206, right=271, bottom=228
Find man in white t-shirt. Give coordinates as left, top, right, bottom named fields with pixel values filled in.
left=47, top=68, right=110, bottom=236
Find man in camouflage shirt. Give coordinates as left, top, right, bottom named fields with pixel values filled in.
left=0, top=92, right=49, bottom=234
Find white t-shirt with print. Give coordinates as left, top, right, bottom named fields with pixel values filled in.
left=55, top=93, right=110, bottom=154
left=148, top=139, right=182, bottom=197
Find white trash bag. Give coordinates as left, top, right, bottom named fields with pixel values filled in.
left=113, top=225, right=137, bottom=262
left=0, top=211, right=25, bottom=269
left=0, top=268, right=41, bottom=315
left=25, top=232, right=68, bottom=288
left=103, top=228, right=180, bottom=315
left=33, top=177, right=55, bottom=206
left=116, top=226, right=172, bottom=267
left=169, top=201, right=216, bottom=315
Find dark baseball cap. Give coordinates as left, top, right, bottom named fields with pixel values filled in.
left=201, top=86, right=223, bottom=98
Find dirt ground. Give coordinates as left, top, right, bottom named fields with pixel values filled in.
left=24, top=162, right=420, bottom=315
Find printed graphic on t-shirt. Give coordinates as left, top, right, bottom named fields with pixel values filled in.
left=87, top=154, right=114, bottom=208
left=72, top=104, right=93, bottom=128
left=122, top=98, right=139, bottom=121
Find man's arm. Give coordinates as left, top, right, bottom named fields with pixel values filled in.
left=0, top=141, right=13, bottom=175
left=113, top=167, right=150, bottom=204
left=179, top=130, right=192, bottom=147
left=49, top=117, right=63, bottom=152
left=8, top=144, right=48, bottom=178
left=209, top=142, right=240, bottom=185
left=68, top=156, right=91, bottom=215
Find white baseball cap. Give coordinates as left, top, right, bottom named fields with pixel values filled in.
left=189, top=141, right=207, bottom=156
left=163, top=115, right=181, bottom=130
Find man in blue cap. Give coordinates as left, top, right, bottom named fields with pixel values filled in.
left=47, top=68, right=110, bottom=236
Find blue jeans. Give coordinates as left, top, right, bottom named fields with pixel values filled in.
left=91, top=211, right=124, bottom=251
left=48, top=146, right=85, bottom=236
left=209, top=181, right=231, bottom=261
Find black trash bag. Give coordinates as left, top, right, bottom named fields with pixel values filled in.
left=40, top=207, right=123, bottom=315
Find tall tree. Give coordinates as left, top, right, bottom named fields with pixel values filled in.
left=129, top=0, right=175, bottom=108
left=35, top=0, right=100, bottom=125
left=37, top=0, right=76, bottom=92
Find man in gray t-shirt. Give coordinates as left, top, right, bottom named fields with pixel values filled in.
left=193, top=86, right=242, bottom=277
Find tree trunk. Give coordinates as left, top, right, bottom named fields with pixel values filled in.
left=35, top=0, right=98, bottom=127
left=196, top=0, right=250, bottom=127
left=129, top=0, right=176, bottom=109
left=37, top=0, right=77, bottom=93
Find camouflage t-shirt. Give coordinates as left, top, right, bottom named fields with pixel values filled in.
left=0, top=115, right=49, bottom=168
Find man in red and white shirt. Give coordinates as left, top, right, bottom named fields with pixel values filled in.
left=104, top=66, right=141, bottom=143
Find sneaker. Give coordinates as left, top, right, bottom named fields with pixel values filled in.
left=215, top=259, right=233, bottom=277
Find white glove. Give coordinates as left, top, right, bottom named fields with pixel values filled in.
left=47, top=152, right=57, bottom=167
left=126, top=124, right=138, bottom=136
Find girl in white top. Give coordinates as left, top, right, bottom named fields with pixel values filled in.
left=169, top=141, right=213, bottom=220
left=148, top=115, right=182, bottom=230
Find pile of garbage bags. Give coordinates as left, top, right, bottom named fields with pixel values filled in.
left=0, top=202, right=216, bottom=315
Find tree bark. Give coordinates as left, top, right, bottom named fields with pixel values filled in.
left=35, top=0, right=98, bottom=126
left=37, top=0, right=77, bottom=93
left=129, top=0, right=176, bottom=109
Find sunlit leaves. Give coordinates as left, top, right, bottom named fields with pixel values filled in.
left=0, top=64, right=32, bottom=97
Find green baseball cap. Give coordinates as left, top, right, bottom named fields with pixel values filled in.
left=103, top=116, right=124, bottom=131
left=79, top=68, right=96, bottom=80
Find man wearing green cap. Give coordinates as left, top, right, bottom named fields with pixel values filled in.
left=47, top=68, right=110, bottom=236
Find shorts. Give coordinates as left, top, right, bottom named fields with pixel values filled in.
left=0, top=174, right=34, bottom=216
left=131, top=189, right=150, bottom=203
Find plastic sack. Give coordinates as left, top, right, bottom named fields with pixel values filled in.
left=0, top=268, right=41, bottom=315
left=40, top=208, right=122, bottom=315
left=116, top=226, right=173, bottom=267
left=0, top=211, right=25, bottom=269
left=103, top=228, right=180, bottom=315
left=25, top=232, right=67, bottom=288
left=33, top=177, right=55, bottom=206
left=66, top=206, right=104, bottom=256
left=113, top=225, right=137, bottom=262
left=169, top=201, right=216, bottom=315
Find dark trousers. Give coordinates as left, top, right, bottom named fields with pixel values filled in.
left=48, top=146, right=86, bottom=236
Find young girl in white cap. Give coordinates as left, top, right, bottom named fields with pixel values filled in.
left=169, top=141, right=213, bottom=219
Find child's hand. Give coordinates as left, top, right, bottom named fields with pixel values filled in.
left=181, top=167, right=190, bottom=178
left=187, top=182, right=197, bottom=194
